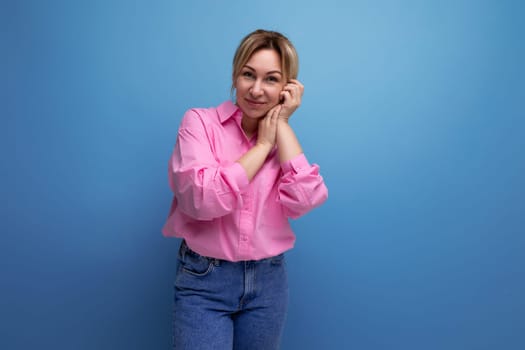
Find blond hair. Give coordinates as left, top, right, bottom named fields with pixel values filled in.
left=231, top=29, right=299, bottom=95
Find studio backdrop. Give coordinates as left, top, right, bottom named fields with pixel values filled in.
left=3, top=0, right=524, bottom=349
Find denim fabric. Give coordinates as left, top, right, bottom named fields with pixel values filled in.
left=173, top=240, right=289, bottom=350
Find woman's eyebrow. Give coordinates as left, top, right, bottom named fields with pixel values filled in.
left=244, top=64, right=283, bottom=76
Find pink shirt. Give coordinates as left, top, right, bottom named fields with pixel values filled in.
left=162, top=100, right=328, bottom=261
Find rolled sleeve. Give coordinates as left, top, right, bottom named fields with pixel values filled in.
left=278, top=153, right=328, bottom=218
left=173, top=162, right=249, bottom=220
left=169, top=110, right=250, bottom=221
left=281, top=153, right=310, bottom=174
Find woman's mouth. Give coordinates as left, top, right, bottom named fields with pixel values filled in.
left=245, top=99, right=266, bottom=108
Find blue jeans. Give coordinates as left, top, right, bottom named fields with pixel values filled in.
left=173, top=240, right=289, bottom=350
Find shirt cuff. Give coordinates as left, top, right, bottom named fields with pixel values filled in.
left=281, top=153, right=309, bottom=174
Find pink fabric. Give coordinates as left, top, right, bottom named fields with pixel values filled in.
left=162, top=100, right=328, bottom=261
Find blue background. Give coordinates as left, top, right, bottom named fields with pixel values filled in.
left=3, top=0, right=524, bottom=349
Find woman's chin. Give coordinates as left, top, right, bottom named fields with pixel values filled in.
left=241, top=108, right=270, bottom=120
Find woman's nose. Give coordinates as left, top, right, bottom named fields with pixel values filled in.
left=249, top=80, right=264, bottom=97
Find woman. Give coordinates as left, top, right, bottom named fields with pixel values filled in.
left=163, top=29, right=328, bottom=350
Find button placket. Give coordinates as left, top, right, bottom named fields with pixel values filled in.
left=239, top=191, right=254, bottom=257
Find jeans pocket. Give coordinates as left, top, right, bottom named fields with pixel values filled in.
left=179, top=250, right=215, bottom=277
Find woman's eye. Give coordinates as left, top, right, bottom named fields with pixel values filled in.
left=242, top=71, right=254, bottom=78
left=266, top=76, right=279, bottom=83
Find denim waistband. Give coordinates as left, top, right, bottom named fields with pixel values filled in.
left=179, top=240, right=222, bottom=265
left=179, top=240, right=284, bottom=264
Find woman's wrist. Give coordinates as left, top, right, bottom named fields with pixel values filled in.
left=254, top=140, right=274, bottom=154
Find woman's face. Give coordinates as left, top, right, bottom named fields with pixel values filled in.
left=234, top=49, right=285, bottom=119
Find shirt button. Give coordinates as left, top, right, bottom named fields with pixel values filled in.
left=241, top=235, right=248, bottom=242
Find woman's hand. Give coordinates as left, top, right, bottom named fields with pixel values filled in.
left=238, top=104, right=281, bottom=181
left=256, top=104, right=281, bottom=148
left=278, top=79, right=304, bottom=122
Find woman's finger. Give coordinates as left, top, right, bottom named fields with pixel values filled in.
left=286, top=80, right=304, bottom=97
left=272, top=105, right=281, bottom=120
left=280, top=90, right=292, bottom=104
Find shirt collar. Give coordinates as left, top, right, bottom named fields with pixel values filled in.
left=217, top=100, right=241, bottom=123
